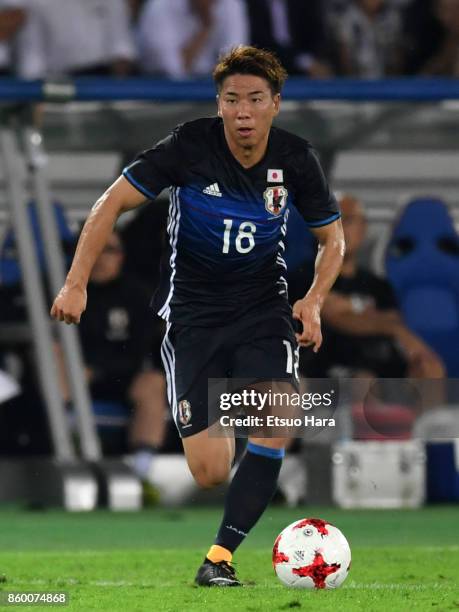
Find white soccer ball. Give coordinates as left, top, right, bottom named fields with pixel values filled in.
left=273, top=518, right=351, bottom=589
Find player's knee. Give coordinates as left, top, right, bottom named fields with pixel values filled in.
left=191, top=462, right=231, bottom=489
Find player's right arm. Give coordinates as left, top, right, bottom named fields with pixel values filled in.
left=50, top=176, right=147, bottom=324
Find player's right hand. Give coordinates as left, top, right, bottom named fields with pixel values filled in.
left=292, top=297, right=323, bottom=352
left=50, top=284, right=87, bottom=325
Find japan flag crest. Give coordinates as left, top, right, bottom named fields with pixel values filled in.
left=264, top=186, right=288, bottom=216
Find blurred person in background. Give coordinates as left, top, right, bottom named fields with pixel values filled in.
left=304, top=193, right=445, bottom=379
left=333, top=0, right=403, bottom=77
left=120, top=199, right=169, bottom=295
left=401, top=0, right=437, bottom=72
left=16, top=0, right=137, bottom=79
left=125, top=0, right=146, bottom=23
left=137, top=0, right=249, bottom=78
left=0, top=0, right=26, bottom=75
left=418, top=0, right=459, bottom=75
left=246, top=0, right=334, bottom=78
left=54, top=230, right=167, bottom=482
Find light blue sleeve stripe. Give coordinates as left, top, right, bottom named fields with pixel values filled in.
left=122, top=168, right=157, bottom=200
left=306, top=212, right=341, bottom=228
left=247, top=442, right=285, bottom=459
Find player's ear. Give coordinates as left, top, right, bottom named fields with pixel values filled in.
left=273, top=93, right=281, bottom=116
left=216, top=94, right=222, bottom=117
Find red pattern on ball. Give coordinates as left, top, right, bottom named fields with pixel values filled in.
left=272, top=534, right=289, bottom=567
left=293, top=518, right=330, bottom=536
left=292, top=551, right=341, bottom=589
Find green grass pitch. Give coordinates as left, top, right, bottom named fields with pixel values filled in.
left=0, top=506, right=458, bottom=611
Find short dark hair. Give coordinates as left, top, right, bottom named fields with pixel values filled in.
left=213, top=45, right=288, bottom=95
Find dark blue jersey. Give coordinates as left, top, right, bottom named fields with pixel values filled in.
left=123, top=117, right=339, bottom=326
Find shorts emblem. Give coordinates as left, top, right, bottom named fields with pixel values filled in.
left=178, top=399, right=192, bottom=425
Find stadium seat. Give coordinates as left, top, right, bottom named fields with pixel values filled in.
left=385, top=197, right=459, bottom=376
left=0, top=201, right=75, bottom=285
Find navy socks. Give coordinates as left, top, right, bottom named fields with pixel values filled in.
left=214, top=442, right=284, bottom=553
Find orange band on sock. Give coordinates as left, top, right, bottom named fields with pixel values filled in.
left=207, top=544, right=232, bottom=564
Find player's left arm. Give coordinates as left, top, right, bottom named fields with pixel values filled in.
left=292, top=219, right=345, bottom=351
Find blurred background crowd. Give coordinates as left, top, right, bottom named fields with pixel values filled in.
left=0, top=0, right=458, bottom=80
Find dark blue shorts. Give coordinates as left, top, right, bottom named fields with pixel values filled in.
left=161, top=313, right=299, bottom=438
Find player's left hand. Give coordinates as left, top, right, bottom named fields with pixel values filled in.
left=292, top=297, right=323, bottom=352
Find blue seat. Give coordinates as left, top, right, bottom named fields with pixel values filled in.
left=0, top=201, right=75, bottom=285
left=385, top=197, right=459, bottom=376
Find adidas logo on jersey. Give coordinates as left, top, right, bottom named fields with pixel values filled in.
left=203, top=183, right=222, bottom=197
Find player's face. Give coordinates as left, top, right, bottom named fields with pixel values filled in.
left=217, top=74, right=280, bottom=156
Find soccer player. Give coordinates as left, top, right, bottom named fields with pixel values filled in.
left=51, top=46, right=345, bottom=586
